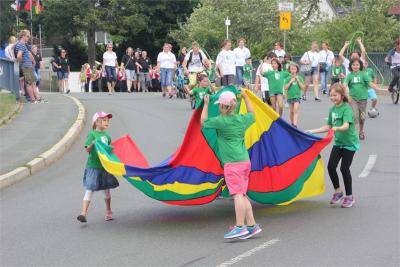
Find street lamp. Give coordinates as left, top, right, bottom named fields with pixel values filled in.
left=225, top=17, right=231, bottom=40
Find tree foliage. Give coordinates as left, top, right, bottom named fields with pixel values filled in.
left=170, top=0, right=400, bottom=59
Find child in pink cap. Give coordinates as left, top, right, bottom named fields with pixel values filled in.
left=201, top=91, right=262, bottom=239
left=77, top=112, right=119, bottom=223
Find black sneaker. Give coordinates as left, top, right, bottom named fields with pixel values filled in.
left=66, top=89, right=70, bottom=94
left=322, top=90, right=327, bottom=94
left=302, top=95, right=307, bottom=101
left=77, top=214, right=87, bottom=223
left=388, top=86, right=394, bottom=93
left=315, top=97, right=321, bottom=102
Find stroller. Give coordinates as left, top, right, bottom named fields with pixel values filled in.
left=175, top=66, right=187, bottom=99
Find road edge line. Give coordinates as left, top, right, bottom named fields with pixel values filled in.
left=0, top=95, right=86, bottom=189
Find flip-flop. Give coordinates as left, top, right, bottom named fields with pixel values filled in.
left=105, top=211, right=113, bottom=221
left=77, top=215, right=87, bottom=223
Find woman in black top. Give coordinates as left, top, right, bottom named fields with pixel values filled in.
left=31, top=45, right=42, bottom=90
left=177, top=47, right=187, bottom=67
left=121, top=47, right=135, bottom=93
left=137, top=51, right=152, bottom=92
left=134, top=51, right=141, bottom=92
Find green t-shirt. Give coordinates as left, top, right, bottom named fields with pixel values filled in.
left=206, top=67, right=216, bottom=82
left=84, top=130, right=112, bottom=169
left=243, top=64, right=252, bottom=79
left=192, top=86, right=212, bottom=108
left=284, top=76, right=304, bottom=100
left=327, top=103, right=359, bottom=151
left=365, top=67, right=376, bottom=80
left=331, top=65, right=344, bottom=79
left=344, top=71, right=371, bottom=100
left=202, top=113, right=255, bottom=165
left=263, top=70, right=290, bottom=95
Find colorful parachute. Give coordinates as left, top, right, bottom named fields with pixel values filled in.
left=96, top=87, right=333, bottom=206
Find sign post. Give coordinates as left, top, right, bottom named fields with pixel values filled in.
left=225, top=17, right=231, bottom=40
left=278, top=2, right=294, bottom=51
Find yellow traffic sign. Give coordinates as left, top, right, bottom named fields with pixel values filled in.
left=280, top=12, right=291, bottom=31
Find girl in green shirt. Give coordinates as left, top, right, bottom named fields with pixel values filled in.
left=201, top=91, right=262, bottom=239
left=306, top=84, right=359, bottom=208
left=284, top=63, right=305, bottom=128
left=344, top=58, right=380, bottom=140
left=262, top=58, right=290, bottom=116
left=77, top=112, right=119, bottom=223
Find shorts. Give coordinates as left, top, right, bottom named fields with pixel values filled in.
left=243, top=78, right=251, bottom=88
left=287, top=98, right=301, bottom=104
left=22, top=67, right=36, bottom=84
left=125, top=69, right=136, bottom=81
left=350, top=99, right=367, bottom=125
left=304, top=66, right=318, bottom=76
left=57, top=71, right=69, bottom=80
left=224, top=160, right=251, bottom=196
left=368, top=88, right=377, bottom=100
left=270, top=92, right=283, bottom=96
left=221, top=75, right=235, bottom=86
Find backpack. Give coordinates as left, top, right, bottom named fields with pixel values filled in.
left=187, top=51, right=204, bottom=66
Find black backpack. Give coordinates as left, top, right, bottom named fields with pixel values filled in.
left=51, top=57, right=60, bottom=72
left=187, top=51, right=204, bottom=66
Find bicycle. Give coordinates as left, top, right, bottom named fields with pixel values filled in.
left=389, top=66, right=400, bottom=104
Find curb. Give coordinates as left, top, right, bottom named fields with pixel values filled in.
left=0, top=102, right=23, bottom=127
left=0, top=95, right=86, bottom=189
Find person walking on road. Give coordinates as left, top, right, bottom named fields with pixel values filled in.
left=300, top=41, right=321, bottom=101
left=120, top=47, right=136, bottom=93
left=216, top=40, right=236, bottom=87
left=319, top=41, right=334, bottom=95
left=233, top=38, right=251, bottom=87
left=77, top=112, right=119, bottom=223
left=157, top=43, right=177, bottom=98
left=343, top=58, right=380, bottom=140
left=137, top=50, right=152, bottom=92
left=102, top=43, right=118, bottom=95
left=201, top=91, right=262, bottom=239
left=52, top=49, right=71, bottom=94
left=306, top=84, right=359, bottom=208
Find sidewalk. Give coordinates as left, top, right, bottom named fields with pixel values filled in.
left=0, top=93, right=77, bottom=175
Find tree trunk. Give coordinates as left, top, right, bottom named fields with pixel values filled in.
left=87, top=23, right=96, bottom=68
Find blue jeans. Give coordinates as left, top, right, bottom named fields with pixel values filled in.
left=34, top=68, right=41, bottom=87
left=160, top=68, right=174, bottom=87
left=320, top=70, right=329, bottom=91
left=236, top=66, right=244, bottom=86
left=105, top=66, right=117, bottom=82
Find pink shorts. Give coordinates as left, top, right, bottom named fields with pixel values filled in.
left=224, top=160, right=251, bottom=196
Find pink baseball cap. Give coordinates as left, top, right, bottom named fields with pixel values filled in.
left=214, top=91, right=237, bottom=106
left=92, top=111, right=112, bottom=124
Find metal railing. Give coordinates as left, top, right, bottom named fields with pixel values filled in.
left=0, top=58, right=20, bottom=100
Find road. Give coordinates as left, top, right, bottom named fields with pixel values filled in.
left=1, top=92, right=399, bottom=266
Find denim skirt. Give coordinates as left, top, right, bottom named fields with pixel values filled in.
left=83, top=168, right=119, bottom=191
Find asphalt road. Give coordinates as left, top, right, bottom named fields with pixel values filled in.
left=0, top=93, right=76, bottom=174
left=1, top=92, right=399, bottom=267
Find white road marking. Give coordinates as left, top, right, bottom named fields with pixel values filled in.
left=216, top=238, right=280, bottom=267
left=359, top=154, right=377, bottom=178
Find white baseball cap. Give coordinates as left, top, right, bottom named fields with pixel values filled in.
left=92, top=111, right=112, bottom=124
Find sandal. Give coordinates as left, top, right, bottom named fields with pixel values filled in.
left=105, top=211, right=113, bottom=221
left=77, top=214, right=87, bottom=223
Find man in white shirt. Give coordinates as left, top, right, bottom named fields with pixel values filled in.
left=182, top=41, right=209, bottom=92
left=216, top=40, right=236, bottom=86
left=233, top=38, right=251, bottom=86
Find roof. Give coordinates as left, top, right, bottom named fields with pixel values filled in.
left=388, top=4, right=400, bottom=15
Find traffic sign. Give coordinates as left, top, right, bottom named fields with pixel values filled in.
left=278, top=2, right=294, bottom=12
left=280, top=12, right=291, bottom=31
